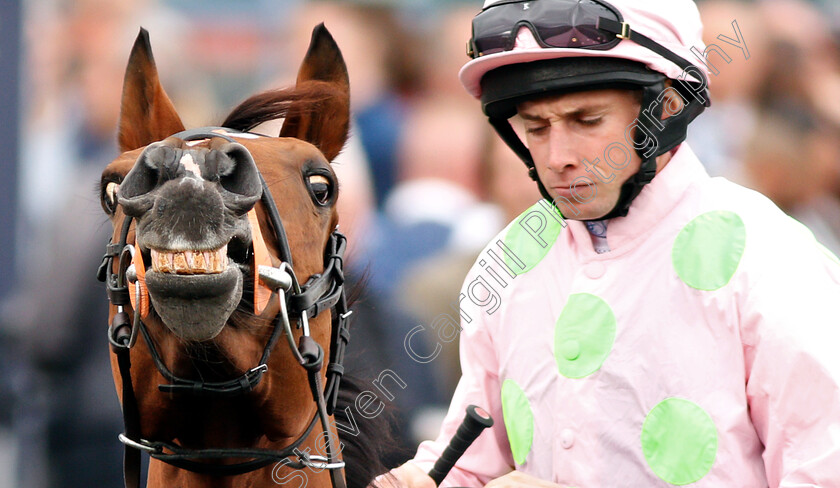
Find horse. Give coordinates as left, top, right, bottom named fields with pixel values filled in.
left=97, top=25, right=392, bottom=488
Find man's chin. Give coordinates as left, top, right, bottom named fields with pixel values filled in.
left=550, top=199, right=612, bottom=221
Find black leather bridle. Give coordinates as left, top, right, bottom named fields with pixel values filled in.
left=97, top=128, right=351, bottom=488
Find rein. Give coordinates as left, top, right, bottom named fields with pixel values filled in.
left=97, top=128, right=351, bottom=488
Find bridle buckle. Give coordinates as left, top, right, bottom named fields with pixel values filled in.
left=298, top=453, right=345, bottom=470
left=249, top=364, right=269, bottom=375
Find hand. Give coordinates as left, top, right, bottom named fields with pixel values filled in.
left=369, top=462, right=436, bottom=488
left=484, top=471, right=564, bottom=488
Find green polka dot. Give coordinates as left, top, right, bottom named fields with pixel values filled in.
left=558, top=340, right=581, bottom=360
left=500, top=379, right=534, bottom=465
left=504, top=201, right=565, bottom=274
left=672, top=211, right=745, bottom=290
left=641, top=398, right=718, bottom=485
left=554, top=293, right=616, bottom=378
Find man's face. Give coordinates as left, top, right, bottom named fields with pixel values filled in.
left=517, top=89, right=643, bottom=220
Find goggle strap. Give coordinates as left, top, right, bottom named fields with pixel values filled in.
left=597, top=17, right=706, bottom=86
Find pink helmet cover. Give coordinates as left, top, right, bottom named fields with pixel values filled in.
left=460, top=0, right=710, bottom=98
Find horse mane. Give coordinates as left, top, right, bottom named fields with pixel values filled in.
left=225, top=82, right=400, bottom=485
left=230, top=91, right=401, bottom=484
left=335, top=374, right=403, bottom=488
left=222, top=80, right=340, bottom=134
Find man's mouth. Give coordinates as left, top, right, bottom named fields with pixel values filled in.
left=551, top=184, right=577, bottom=196
left=551, top=180, right=598, bottom=198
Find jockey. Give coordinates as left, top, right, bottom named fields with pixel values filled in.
left=380, top=0, right=840, bottom=486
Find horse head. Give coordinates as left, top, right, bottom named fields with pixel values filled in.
left=99, top=25, right=359, bottom=488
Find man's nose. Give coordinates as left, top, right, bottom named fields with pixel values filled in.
left=545, top=126, right=579, bottom=173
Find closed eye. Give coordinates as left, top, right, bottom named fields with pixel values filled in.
left=578, top=116, right=603, bottom=126
left=525, top=124, right=550, bottom=136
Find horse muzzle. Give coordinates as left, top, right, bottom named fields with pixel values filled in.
left=117, top=137, right=264, bottom=341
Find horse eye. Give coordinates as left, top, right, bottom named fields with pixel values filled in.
left=308, top=174, right=333, bottom=206
left=103, top=181, right=120, bottom=214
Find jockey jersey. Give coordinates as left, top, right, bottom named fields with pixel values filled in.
left=409, top=143, right=840, bottom=487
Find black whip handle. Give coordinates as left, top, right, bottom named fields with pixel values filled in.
left=428, top=405, right=494, bottom=486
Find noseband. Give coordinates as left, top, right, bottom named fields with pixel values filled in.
left=97, top=128, right=351, bottom=488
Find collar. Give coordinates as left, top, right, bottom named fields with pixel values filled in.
left=566, top=143, right=709, bottom=257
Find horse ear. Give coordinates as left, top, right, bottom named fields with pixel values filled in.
left=118, top=28, right=185, bottom=153
left=279, top=24, right=350, bottom=162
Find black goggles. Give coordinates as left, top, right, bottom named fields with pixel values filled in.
left=468, top=0, right=626, bottom=58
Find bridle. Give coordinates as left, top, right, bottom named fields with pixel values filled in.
left=97, top=128, right=351, bottom=488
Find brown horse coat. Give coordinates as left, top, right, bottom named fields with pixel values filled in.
left=98, top=25, right=386, bottom=488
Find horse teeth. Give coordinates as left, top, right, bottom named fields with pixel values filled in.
left=192, top=251, right=207, bottom=272
left=149, top=247, right=227, bottom=274
left=151, top=249, right=169, bottom=273
left=173, top=252, right=189, bottom=273
left=219, top=244, right=228, bottom=271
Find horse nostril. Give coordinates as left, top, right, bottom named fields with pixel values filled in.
left=207, top=142, right=262, bottom=214
left=118, top=142, right=189, bottom=217
left=121, top=142, right=181, bottom=200
left=119, top=140, right=261, bottom=218
left=156, top=146, right=181, bottom=181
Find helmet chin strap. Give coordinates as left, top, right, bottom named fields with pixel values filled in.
left=488, top=80, right=668, bottom=221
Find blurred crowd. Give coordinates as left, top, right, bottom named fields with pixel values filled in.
left=0, top=0, right=838, bottom=486
left=689, top=0, right=840, bottom=252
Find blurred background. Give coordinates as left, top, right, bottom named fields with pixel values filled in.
left=0, top=0, right=838, bottom=486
